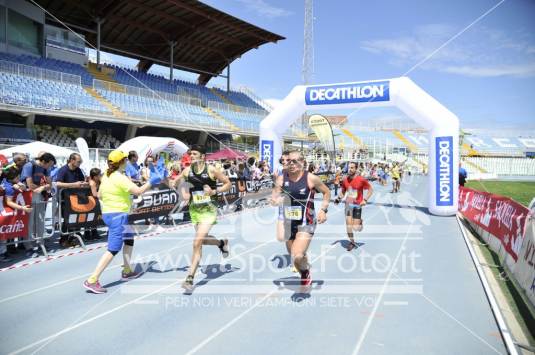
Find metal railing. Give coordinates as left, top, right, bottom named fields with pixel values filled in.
left=206, top=99, right=267, bottom=117
left=93, top=79, right=203, bottom=107
left=46, top=37, right=86, bottom=54
left=0, top=59, right=81, bottom=86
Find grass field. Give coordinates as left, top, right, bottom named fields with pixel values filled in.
left=465, top=180, right=535, bottom=207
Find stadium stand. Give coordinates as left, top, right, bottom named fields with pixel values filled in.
left=0, top=52, right=93, bottom=85
left=0, top=126, right=33, bottom=144
left=464, top=157, right=535, bottom=176
left=0, top=59, right=110, bottom=114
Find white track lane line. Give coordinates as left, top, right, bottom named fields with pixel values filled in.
left=0, top=239, right=193, bottom=305
left=184, top=241, right=340, bottom=355
left=0, top=207, right=269, bottom=304
left=8, top=240, right=275, bottom=355
left=350, top=219, right=416, bottom=354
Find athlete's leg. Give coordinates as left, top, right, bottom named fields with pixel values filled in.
left=188, top=223, right=213, bottom=278
left=291, top=232, right=312, bottom=272
left=346, top=216, right=355, bottom=243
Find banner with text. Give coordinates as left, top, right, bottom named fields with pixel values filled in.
left=459, top=186, right=530, bottom=262
left=0, top=190, right=32, bottom=240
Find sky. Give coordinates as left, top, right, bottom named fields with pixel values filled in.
left=196, top=0, right=535, bottom=130
left=94, top=0, right=535, bottom=130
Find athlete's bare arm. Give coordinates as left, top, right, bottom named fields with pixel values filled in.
left=309, top=173, right=330, bottom=224
left=206, top=166, right=231, bottom=195
left=362, top=184, right=374, bottom=206
left=270, top=174, right=284, bottom=206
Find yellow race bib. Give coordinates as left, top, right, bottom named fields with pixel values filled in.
left=192, top=191, right=211, bottom=205
left=284, top=206, right=303, bottom=220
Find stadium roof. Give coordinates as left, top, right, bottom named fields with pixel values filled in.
left=36, top=0, right=285, bottom=84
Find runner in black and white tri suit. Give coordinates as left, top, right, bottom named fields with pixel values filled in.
left=271, top=150, right=331, bottom=286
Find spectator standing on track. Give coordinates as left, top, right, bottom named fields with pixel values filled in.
left=83, top=150, right=163, bottom=294
left=20, top=152, right=55, bottom=257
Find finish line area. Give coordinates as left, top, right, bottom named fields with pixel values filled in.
left=0, top=176, right=507, bottom=355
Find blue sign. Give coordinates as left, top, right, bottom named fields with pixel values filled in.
left=435, top=136, right=453, bottom=206
left=260, top=140, right=274, bottom=172
left=305, top=81, right=390, bottom=106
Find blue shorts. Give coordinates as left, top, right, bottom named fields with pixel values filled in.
left=103, top=212, right=135, bottom=252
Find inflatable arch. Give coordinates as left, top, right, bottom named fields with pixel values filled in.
left=259, top=77, right=459, bottom=216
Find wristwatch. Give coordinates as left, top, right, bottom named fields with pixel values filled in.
left=321, top=207, right=328, bottom=213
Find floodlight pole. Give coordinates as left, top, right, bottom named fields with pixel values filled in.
left=169, top=41, right=176, bottom=81
left=226, top=62, right=230, bottom=93
left=96, top=18, right=102, bottom=68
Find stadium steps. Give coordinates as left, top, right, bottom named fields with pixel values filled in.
left=86, top=63, right=126, bottom=93
left=202, top=107, right=240, bottom=131
left=340, top=128, right=366, bottom=148
left=209, top=88, right=240, bottom=110
left=463, top=159, right=488, bottom=173
left=83, top=87, right=126, bottom=118
left=461, top=142, right=484, bottom=157
left=392, top=130, right=418, bottom=153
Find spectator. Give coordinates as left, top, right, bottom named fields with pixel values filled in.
left=125, top=151, right=141, bottom=183
left=1, top=153, right=27, bottom=180
left=459, top=163, right=468, bottom=186
left=181, top=149, right=191, bottom=169
left=0, top=166, right=32, bottom=262
left=90, top=130, right=97, bottom=147
left=87, top=168, right=102, bottom=240
left=89, top=168, right=102, bottom=198
left=20, top=152, right=55, bottom=256
left=140, top=156, right=155, bottom=183
left=253, top=161, right=264, bottom=180
left=55, top=153, right=87, bottom=190
left=55, top=153, right=90, bottom=246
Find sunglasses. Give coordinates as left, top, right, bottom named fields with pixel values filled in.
left=288, top=159, right=303, bottom=165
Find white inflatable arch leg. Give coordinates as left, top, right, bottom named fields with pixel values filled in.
left=259, top=77, right=459, bottom=216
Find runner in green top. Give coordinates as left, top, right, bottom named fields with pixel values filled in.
left=175, top=145, right=232, bottom=291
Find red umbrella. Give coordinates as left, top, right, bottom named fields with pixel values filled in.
left=206, top=147, right=248, bottom=161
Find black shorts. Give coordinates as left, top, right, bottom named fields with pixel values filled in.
left=283, top=218, right=316, bottom=241
left=345, top=204, right=362, bottom=220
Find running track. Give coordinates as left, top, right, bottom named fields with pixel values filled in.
left=0, top=176, right=507, bottom=355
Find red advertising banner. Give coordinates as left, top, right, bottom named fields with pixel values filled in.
left=0, top=190, right=32, bottom=240
left=459, top=186, right=530, bottom=261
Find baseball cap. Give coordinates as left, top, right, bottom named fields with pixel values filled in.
left=108, top=150, right=128, bottom=163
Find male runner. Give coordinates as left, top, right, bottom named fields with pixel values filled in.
left=174, top=145, right=232, bottom=291
left=335, top=162, right=373, bottom=251
left=271, top=151, right=331, bottom=286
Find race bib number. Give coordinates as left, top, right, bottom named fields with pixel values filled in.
left=192, top=191, right=211, bottom=205
left=284, top=206, right=302, bottom=220
left=347, top=188, right=358, bottom=199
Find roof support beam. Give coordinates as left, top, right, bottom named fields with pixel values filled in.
left=127, top=0, right=245, bottom=46
left=165, top=0, right=276, bottom=43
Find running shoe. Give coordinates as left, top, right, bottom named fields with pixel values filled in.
left=182, top=275, right=194, bottom=291
left=83, top=280, right=107, bottom=294
left=291, top=265, right=299, bottom=273
left=300, top=269, right=312, bottom=286
left=347, top=241, right=357, bottom=252
left=121, top=270, right=141, bottom=281
left=219, top=239, right=229, bottom=258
